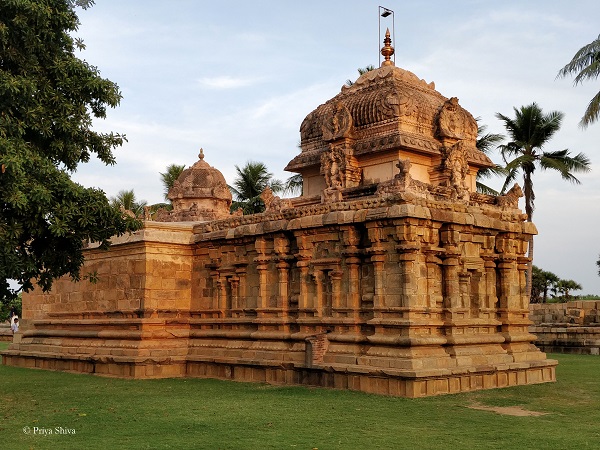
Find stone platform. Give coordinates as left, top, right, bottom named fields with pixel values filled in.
left=530, top=302, right=600, bottom=355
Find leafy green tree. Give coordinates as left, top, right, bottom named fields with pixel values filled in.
left=496, top=103, right=591, bottom=296
left=345, top=65, right=376, bottom=87
left=109, top=190, right=147, bottom=218
left=0, top=0, right=139, bottom=302
left=160, top=164, right=186, bottom=201
left=557, top=34, right=600, bottom=128
left=475, top=119, right=505, bottom=195
left=0, top=293, right=21, bottom=322
left=229, top=161, right=283, bottom=214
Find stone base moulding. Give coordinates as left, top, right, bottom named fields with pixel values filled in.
left=1, top=350, right=556, bottom=398
left=529, top=302, right=600, bottom=355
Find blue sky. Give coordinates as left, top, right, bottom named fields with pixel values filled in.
left=72, top=1, right=600, bottom=294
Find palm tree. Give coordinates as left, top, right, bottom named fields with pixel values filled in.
left=109, top=190, right=147, bottom=218
left=496, top=102, right=591, bottom=296
left=557, top=34, right=600, bottom=128
left=284, top=173, right=303, bottom=196
left=555, top=279, right=583, bottom=301
left=284, top=142, right=304, bottom=196
left=160, top=164, right=186, bottom=200
left=229, top=161, right=284, bottom=214
left=475, top=119, right=505, bottom=195
left=531, top=266, right=560, bottom=303
left=345, top=65, right=375, bottom=87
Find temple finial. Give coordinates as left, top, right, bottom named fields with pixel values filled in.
left=380, top=28, right=395, bottom=67
left=199, top=148, right=204, bottom=160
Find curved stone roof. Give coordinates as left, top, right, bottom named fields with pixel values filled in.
left=156, top=149, right=232, bottom=222
left=168, top=149, right=232, bottom=203
left=285, top=64, right=493, bottom=172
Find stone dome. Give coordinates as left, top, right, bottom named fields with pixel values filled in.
left=285, top=31, right=493, bottom=200
left=286, top=64, right=492, bottom=172
left=160, top=149, right=232, bottom=222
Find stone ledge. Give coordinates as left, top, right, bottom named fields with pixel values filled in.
left=2, top=350, right=557, bottom=397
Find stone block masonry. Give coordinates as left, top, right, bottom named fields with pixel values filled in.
left=2, top=59, right=556, bottom=396
left=3, top=191, right=557, bottom=396
left=530, top=302, right=600, bottom=355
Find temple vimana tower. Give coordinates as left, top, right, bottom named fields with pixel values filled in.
left=2, top=31, right=556, bottom=397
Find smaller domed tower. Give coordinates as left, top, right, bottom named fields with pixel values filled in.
left=158, top=149, right=232, bottom=222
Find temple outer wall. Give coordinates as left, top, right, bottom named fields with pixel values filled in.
left=5, top=223, right=196, bottom=378
left=3, top=196, right=558, bottom=396
left=530, top=302, right=600, bottom=354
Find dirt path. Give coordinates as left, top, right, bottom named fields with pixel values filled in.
left=468, top=402, right=548, bottom=417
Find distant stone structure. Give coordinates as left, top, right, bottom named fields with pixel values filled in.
left=2, top=33, right=556, bottom=397
left=530, top=302, right=600, bottom=354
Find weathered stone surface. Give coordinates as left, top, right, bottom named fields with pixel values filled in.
left=530, top=302, right=600, bottom=354
left=2, top=36, right=556, bottom=396
left=3, top=187, right=556, bottom=395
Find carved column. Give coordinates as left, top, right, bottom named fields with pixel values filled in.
left=297, top=259, right=310, bottom=313
left=495, top=232, right=536, bottom=356
left=517, top=256, right=530, bottom=310
left=424, top=251, right=443, bottom=309
left=479, top=232, right=499, bottom=318
left=397, top=247, right=420, bottom=309
left=370, top=250, right=386, bottom=314
left=330, top=270, right=343, bottom=313
left=482, top=258, right=497, bottom=311
left=396, top=221, right=420, bottom=308
left=346, top=256, right=360, bottom=316
left=313, top=270, right=324, bottom=316
left=497, top=257, right=519, bottom=310
left=295, top=233, right=312, bottom=317
left=235, top=266, right=247, bottom=310
left=254, top=237, right=269, bottom=311
left=367, top=223, right=387, bottom=315
left=274, top=234, right=291, bottom=315
left=216, top=275, right=226, bottom=316
left=440, top=225, right=464, bottom=320
left=276, top=260, right=290, bottom=312
left=442, top=255, right=460, bottom=310
left=208, top=269, right=219, bottom=313
left=459, top=271, right=471, bottom=309
left=342, top=226, right=362, bottom=320
left=256, top=262, right=269, bottom=310
left=230, top=277, right=239, bottom=311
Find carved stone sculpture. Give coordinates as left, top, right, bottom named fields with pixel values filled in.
left=497, top=183, right=524, bottom=208
left=321, top=147, right=345, bottom=189
left=260, top=186, right=292, bottom=212
left=443, top=141, right=469, bottom=197
left=321, top=101, right=353, bottom=142
left=437, top=97, right=476, bottom=141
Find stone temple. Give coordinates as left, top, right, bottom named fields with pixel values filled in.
left=2, top=32, right=557, bottom=397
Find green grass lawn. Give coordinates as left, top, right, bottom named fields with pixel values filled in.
left=1, top=341, right=598, bottom=450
